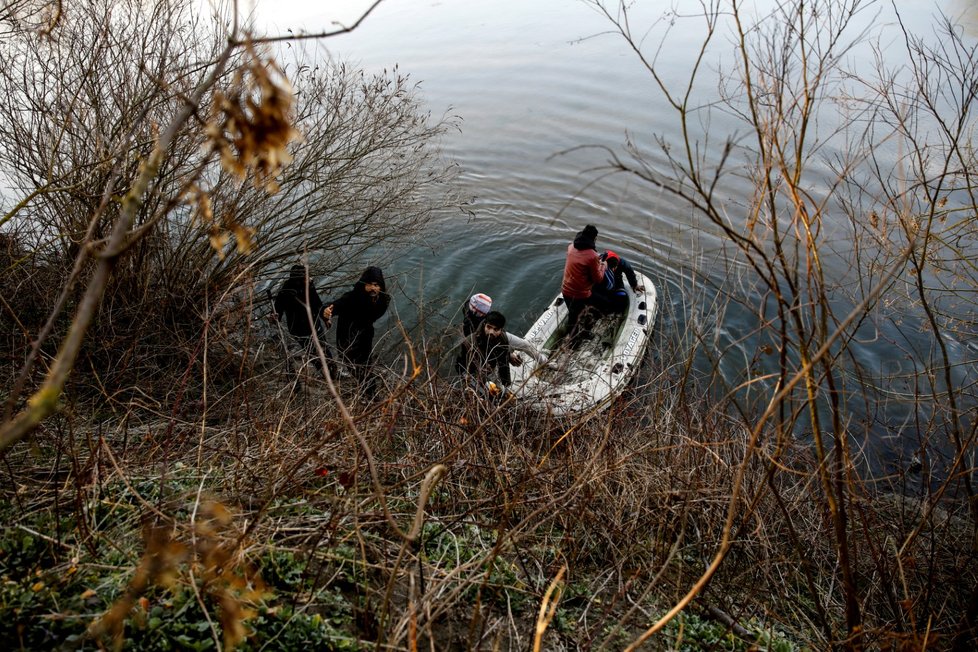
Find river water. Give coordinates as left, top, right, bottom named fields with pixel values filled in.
left=255, top=0, right=975, bottom=476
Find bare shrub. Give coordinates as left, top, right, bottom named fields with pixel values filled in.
left=0, top=0, right=459, bottom=408
left=579, top=0, right=978, bottom=647
left=4, top=343, right=972, bottom=648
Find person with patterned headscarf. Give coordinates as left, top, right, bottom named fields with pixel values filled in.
left=454, top=292, right=493, bottom=373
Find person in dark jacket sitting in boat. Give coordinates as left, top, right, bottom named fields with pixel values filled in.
left=592, top=250, right=645, bottom=314
left=463, top=310, right=514, bottom=393
left=274, top=264, right=337, bottom=376
left=323, top=266, right=390, bottom=394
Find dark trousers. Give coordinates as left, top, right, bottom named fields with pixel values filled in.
left=563, top=293, right=612, bottom=342
left=338, top=340, right=378, bottom=398
left=594, top=289, right=628, bottom=315
left=297, top=334, right=338, bottom=378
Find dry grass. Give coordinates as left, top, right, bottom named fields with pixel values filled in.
left=3, top=336, right=974, bottom=649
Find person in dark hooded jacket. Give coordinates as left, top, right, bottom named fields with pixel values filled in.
left=274, top=264, right=336, bottom=375
left=324, top=266, right=390, bottom=389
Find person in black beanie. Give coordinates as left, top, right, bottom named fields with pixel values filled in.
left=324, top=266, right=390, bottom=394
left=463, top=310, right=513, bottom=390
left=464, top=310, right=547, bottom=387
left=561, top=224, right=609, bottom=344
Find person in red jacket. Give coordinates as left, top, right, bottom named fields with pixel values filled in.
left=561, top=224, right=609, bottom=344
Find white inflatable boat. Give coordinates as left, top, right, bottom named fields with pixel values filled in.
left=510, top=272, right=657, bottom=416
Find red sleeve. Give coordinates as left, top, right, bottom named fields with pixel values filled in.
left=588, top=253, right=602, bottom=284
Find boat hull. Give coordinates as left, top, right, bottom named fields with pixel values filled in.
left=510, top=272, right=657, bottom=416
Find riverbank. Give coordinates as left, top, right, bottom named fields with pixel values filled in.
left=2, top=353, right=974, bottom=650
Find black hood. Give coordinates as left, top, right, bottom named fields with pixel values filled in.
left=351, top=265, right=390, bottom=315
left=275, top=264, right=323, bottom=339
left=357, top=266, right=386, bottom=292
left=572, top=224, right=598, bottom=251
left=281, top=265, right=309, bottom=295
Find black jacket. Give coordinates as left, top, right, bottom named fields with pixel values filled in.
left=275, top=266, right=325, bottom=340
left=461, top=306, right=484, bottom=337
left=327, top=266, right=390, bottom=365
left=453, top=305, right=487, bottom=373
left=466, top=327, right=512, bottom=386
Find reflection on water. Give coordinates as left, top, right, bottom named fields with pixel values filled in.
left=260, top=0, right=720, bottom=331
left=254, top=0, right=976, bottom=477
